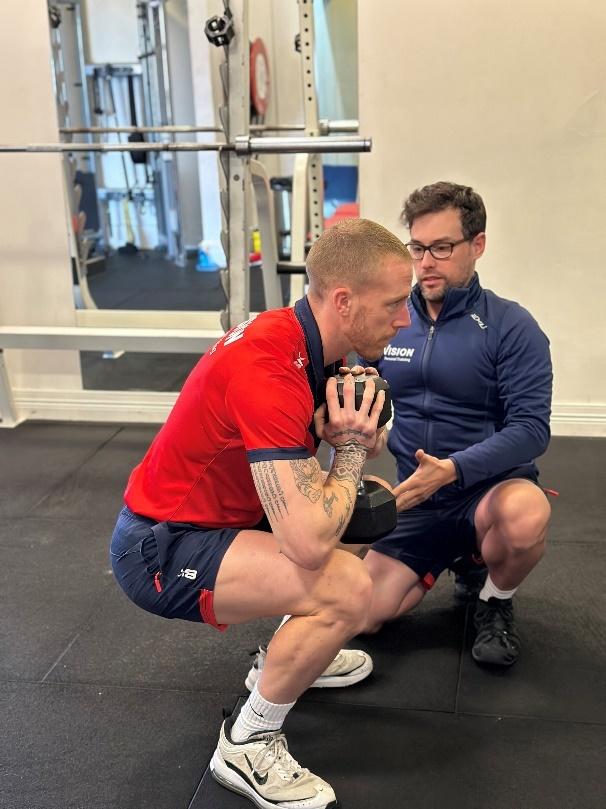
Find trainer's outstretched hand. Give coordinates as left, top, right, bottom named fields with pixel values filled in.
left=392, top=449, right=458, bottom=511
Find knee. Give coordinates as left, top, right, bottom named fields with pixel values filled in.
left=363, top=579, right=425, bottom=634
left=496, top=493, right=551, bottom=554
left=323, top=553, right=373, bottom=634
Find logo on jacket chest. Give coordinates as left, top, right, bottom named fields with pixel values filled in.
left=470, top=313, right=488, bottom=330
left=383, top=345, right=415, bottom=362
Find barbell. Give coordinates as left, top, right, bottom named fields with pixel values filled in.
left=59, top=120, right=359, bottom=136
left=0, top=135, right=370, bottom=155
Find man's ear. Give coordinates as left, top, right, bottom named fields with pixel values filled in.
left=333, top=287, right=353, bottom=316
left=472, top=232, right=486, bottom=260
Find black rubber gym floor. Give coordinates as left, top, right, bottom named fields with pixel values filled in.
left=1, top=424, right=605, bottom=809
left=3, top=253, right=605, bottom=806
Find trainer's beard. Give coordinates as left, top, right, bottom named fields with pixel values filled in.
left=419, top=278, right=449, bottom=302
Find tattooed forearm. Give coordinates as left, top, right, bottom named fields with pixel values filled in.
left=341, top=485, right=353, bottom=509
left=328, top=447, right=361, bottom=537
left=329, top=441, right=367, bottom=488
left=290, top=458, right=322, bottom=503
left=326, top=429, right=369, bottom=442
left=333, top=483, right=354, bottom=537
left=323, top=490, right=338, bottom=517
left=251, top=462, right=288, bottom=522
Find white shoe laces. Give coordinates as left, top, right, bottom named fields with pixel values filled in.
left=252, top=733, right=310, bottom=784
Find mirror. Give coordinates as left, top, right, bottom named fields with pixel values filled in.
left=47, top=0, right=358, bottom=392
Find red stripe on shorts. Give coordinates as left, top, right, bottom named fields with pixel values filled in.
left=199, top=589, right=228, bottom=632
left=421, top=573, right=436, bottom=591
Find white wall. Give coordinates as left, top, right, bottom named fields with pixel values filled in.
left=358, top=0, right=606, bottom=436
left=0, top=0, right=82, bottom=402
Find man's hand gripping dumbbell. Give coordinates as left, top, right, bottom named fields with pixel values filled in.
left=315, top=366, right=397, bottom=545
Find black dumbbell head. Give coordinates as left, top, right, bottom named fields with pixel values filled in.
left=335, top=374, right=392, bottom=428
left=341, top=479, right=397, bottom=542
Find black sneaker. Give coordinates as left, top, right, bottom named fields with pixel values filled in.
left=472, top=597, right=520, bottom=667
left=453, top=566, right=488, bottom=605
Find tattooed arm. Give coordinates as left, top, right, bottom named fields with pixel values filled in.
left=249, top=448, right=365, bottom=569
left=248, top=375, right=384, bottom=570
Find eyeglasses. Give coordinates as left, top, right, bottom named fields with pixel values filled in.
left=405, top=237, right=470, bottom=261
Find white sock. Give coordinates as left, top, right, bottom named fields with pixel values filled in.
left=231, top=683, right=295, bottom=742
left=479, top=574, right=517, bottom=603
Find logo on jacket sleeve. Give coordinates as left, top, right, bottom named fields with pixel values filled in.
left=383, top=345, right=415, bottom=362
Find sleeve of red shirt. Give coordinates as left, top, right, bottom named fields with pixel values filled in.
left=225, top=355, right=313, bottom=457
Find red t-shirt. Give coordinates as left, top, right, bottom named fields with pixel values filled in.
left=124, top=306, right=317, bottom=527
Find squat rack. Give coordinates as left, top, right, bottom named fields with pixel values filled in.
left=0, top=0, right=369, bottom=426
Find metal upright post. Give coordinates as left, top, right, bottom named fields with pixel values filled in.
left=297, top=0, right=324, bottom=244
left=251, top=159, right=283, bottom=310
left=290, top=0, right=324, bottom=301
left=0, top=351, right=20, bottom=427
left=48, top=5, right=95, bottom=309
left=218, top=0, right=250, bottom=330
left=153, top=0, right=186, bottom=267
left=71, top=0, right=110, bottom=253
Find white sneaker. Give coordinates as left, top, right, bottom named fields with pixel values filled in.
left=245, top=645, right=373, bottom=691
left=211, top=717, right=337, bottom=809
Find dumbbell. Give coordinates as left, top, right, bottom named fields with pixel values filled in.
left=330, top=374, right=397, bottom=543
left=335, top=373, right=392, bottom=430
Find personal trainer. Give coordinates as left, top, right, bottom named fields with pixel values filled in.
left=330, top=182, right=552, bottom=668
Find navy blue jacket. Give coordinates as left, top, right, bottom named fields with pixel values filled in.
left=365, top=274, right=552, bottom=504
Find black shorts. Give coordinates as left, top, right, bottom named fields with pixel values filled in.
left=371, top=472, right=539, bottom=590
left=110, top=505, right=240, bottom=630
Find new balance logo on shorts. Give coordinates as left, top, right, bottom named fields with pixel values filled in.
left=178, top=568, right=198, bottom=580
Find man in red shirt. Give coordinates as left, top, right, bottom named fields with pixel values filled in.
left=110, top=217, right=412, bottom=809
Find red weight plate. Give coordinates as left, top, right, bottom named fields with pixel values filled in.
left=250, top=37, right=270, bottom=116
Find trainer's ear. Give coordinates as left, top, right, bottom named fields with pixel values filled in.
left=472, top=232, right=486, bottom=260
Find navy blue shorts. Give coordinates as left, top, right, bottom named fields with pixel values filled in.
left=371, top=472, right=539, bottom=589
left=110, top=505, right=240, bottom=630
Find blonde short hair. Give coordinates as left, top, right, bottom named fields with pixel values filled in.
left=306, top=218, right=410, bottom=298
